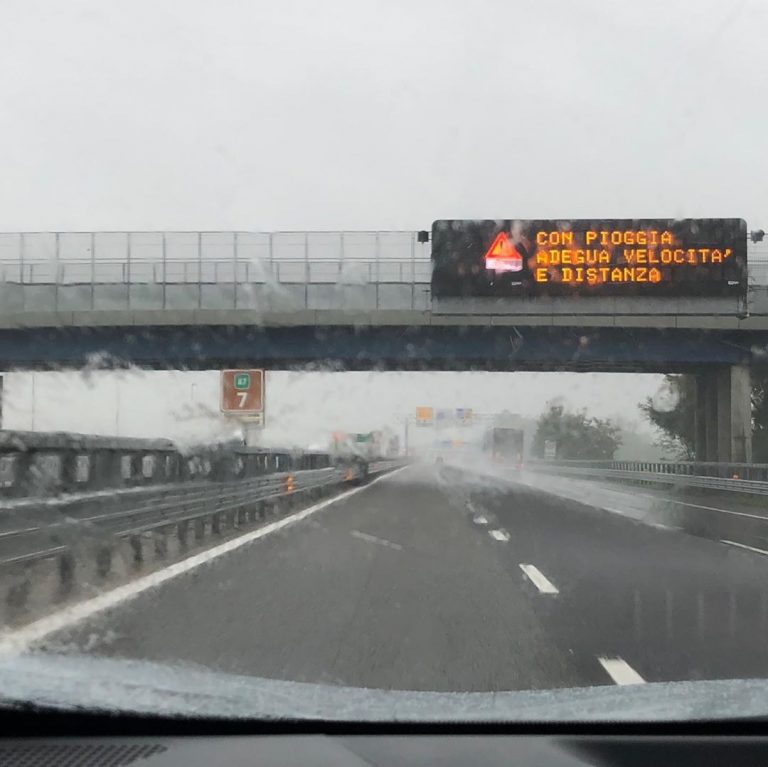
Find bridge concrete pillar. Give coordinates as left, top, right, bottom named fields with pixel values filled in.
left=694, top=375, right=709, bottom=461
left=718, top=364, right=752, bottom=464
left=716, top=367, right=732, bottom=463
left=703, top=374, right=719, bottom=462
left=694, top=366, right=752, bottom=463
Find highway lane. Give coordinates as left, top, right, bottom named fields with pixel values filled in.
left=447, top=468, right=768, bottom=685
left=516, top=468, right=768, bottom=548
left=33, top=463, right=768, bottom=692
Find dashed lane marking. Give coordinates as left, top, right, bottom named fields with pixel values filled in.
left=351, top=530, right=403, bottom=551
left=473, top=515, right=489, bottom=525
left=490, top=529, right=510, bottom=542
left=519, top=563, right=559, bottom=594
left=597, top=656, right=646, bottom=685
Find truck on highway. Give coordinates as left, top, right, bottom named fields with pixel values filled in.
left=483, top=426, right=524, bottom=470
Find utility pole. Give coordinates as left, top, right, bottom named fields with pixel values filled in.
left=244, top=420, right=261, bottom=447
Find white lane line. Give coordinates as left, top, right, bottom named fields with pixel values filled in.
left=721, top=539, right=768, bottom=556
left=602, top=506, right=635, bottom=516
left=0, top=525, right=41, bottom=540
left=490, top=529, right=510, bottom=541
left=473, top=515, right=489, bottom=525
left=597, top=656, right=646, bottom=685
left=0, top=467, right=409, bottom=653
left=521, top=475, right=768, bottom=525
left=519, top=563, right=558, bottom=594
left=598, top=506, right=680, bottom=532
left=351, top=530, right=403, bottom=551
left=631, top=491, right=768, bottom=522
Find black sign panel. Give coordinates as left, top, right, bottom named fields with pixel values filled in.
left=431, top=219, right=747, bottom=298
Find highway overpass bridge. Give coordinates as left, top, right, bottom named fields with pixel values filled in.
left=7, top=229, right=768, bottom=701
left=0, top=229, right=767, bottom=462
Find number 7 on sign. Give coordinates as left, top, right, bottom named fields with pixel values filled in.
left=221, top=369, right=264, bottom=415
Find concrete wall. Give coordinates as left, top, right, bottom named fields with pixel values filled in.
left=433, top=294, right=745, bottom=317
left=0, top=281, right=760, bottom=323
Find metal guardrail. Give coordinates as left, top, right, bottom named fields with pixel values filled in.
left=0, top=459, right=406, bottom=624
left=0, top=461, right=405, bottom=569
left=528, top=460, right=768, bottom=496
left=533, top=459, right=768, bottom=480
left=367, top=459, right=403, bottom=475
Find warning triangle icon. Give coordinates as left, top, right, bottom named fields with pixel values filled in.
left=484, top=232, right=523, bottom=272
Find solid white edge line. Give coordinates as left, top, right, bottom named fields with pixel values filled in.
left=597, top=656, right=646, bottom=685
left=633, top=491, right=768, bottom=522
left=489, top=529, right=509, bottom=541
left=519, top=563, right=559, bottom=594
left=721, top=539, right=768, bottom=556
left=0, top=466, right=409, bottom=653
left=518, top=473, right=768, bottom=524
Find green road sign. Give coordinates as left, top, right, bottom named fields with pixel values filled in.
left=234, top=373, right=250, bottom=390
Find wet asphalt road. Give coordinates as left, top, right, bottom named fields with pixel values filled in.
left=39, top=464, right=768, bottom=692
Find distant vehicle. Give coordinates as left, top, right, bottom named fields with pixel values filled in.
left=329, top=429, right=401, bottom=461
left=483, top=427, right=524, bottom=470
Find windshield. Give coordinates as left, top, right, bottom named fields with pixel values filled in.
left=0, top=0, right=767, bottom=723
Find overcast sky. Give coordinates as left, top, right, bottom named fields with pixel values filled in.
left=1, top=0, right=766, bottom=230
left=0, top=0, right=765, bottom=447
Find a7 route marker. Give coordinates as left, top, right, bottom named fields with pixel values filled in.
left=220, top=369, right=265, bottom=421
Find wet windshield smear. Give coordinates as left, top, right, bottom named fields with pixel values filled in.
left=3, top=652, right=768, bottom=722
left=0, top=0, right=767, bottom=723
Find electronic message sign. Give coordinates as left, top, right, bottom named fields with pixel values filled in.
left=431, top=219, right=747, bottom=298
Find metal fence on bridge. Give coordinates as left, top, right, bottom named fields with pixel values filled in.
left=0, top=231, right=432, bottom=286
left=0, top=230, right=766, bottom=314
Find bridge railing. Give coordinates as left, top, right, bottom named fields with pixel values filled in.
left=0, top=231, right=432, bottom=282
left=0, top=231, right=435, bottom=313
left=0, top=257, right=433, bottom=286
left=0, top=229, right=766, bottom=316
left=528, top=459, right=768, bottom=494
left=0, top=230, right=766, bottom=280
